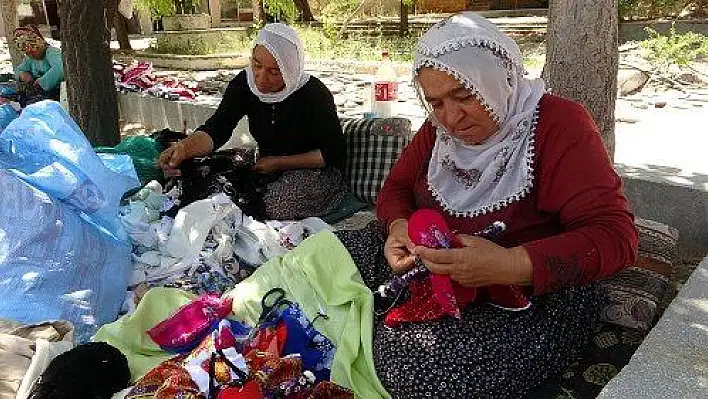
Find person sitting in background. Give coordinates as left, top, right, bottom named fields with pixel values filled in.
left=13, top=25, right=64, bottom=107
left=157, top=23, right=347, bottom=221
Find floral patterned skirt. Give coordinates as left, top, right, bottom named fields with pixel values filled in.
left=334, top=223, right=604, bottom=399
left=263, top=167, right=347, bottom=220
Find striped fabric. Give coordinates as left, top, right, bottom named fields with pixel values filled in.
left=341, top=117, right=412, bottom=205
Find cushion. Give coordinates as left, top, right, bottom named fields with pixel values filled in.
left=340, top=118, right=411, bottom=205
left=530, top=218, right=679, bottom=398
left=598, top=217, right=678, bottom=333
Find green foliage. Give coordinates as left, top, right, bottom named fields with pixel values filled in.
left=295, top=27, right=418, bottom=62
left=618, top=0, right=688, bottom=20
left=150, top=31, right=254, bottom=55
left=134, top=0, right=202, bottom=18
left=263, top=0, right=300, bottom=23
left=641, top=24, right=708, bottom=66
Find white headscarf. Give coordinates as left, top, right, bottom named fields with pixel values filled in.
left=246, top=23, right=310, bottom=103
left=414, top=12, right=546, bottom=217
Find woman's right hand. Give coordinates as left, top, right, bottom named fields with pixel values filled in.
left=157, top=142, right=187, bottom=176
left=384, top=218, right=417, bottom=273
left=18, top=72, right=33, bottom=83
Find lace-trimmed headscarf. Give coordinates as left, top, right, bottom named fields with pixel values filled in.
left=414, top=12, right=546, bottom=217
left=246, top=23, right=310, bottom=103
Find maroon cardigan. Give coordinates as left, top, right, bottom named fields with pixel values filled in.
left=376, top=94, right=638, bottom=295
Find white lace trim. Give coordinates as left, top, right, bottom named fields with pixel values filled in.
left=427, top=107, right=540, bottom=218
left=417, top=36, right=526, bottom=73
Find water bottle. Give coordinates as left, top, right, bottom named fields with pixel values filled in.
left=372, top=51, right=398, bottom=118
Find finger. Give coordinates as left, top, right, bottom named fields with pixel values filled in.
left=412, top=246, right=457, bottom=264
left=168, top=147, right=182, bottom=167
left=391, top=254, right=416, bottom=273
left=157, top=149, right=172, bottom=169
left=421, top=259, right=453, bottom=275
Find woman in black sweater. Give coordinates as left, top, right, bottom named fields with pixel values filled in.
left=158, top=23, right=346, bottom=220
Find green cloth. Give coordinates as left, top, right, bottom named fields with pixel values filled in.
left=15, top=46, right=64, bottom=92
left=320, top=191, right=370, bottom=225
left=227, top=230, right=390, bottom=399
left=93, top=287, right=196, bottom=381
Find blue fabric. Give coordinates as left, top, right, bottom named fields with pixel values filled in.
left=279, top=304, right=336, bottom=382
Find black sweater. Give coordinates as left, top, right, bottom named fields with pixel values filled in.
left=198, top=71, right=346, bottom=171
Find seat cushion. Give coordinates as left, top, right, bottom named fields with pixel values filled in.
left=341, top=118, right=411, bottom=205
left=529, top=218, right=679, bottom=399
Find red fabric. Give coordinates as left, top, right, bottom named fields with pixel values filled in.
left=217, top=381, right=263, bottom=398
left=377, top=94, right=638, bottom=295
left=244, top=322, right=288, bottom=357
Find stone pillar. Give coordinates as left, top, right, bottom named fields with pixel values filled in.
left=208, top=0, right=221, bottom=27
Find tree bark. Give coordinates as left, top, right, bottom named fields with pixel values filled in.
left=399, top=0, right=409, bottom=37
left=543, top=0, right=618, bottom=159
left=60, top=0, right=120, bottom=146
left=1, top=0, right=23, bottom=66
left=293, top=0, right=315, bottom=21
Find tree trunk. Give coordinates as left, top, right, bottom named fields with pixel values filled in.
left=399, top=0, right=409, bottom=37
left=543, top=0, right=618, bottom=159
left=293, top=0, right=315, bottom=22
left=114, top=13, right=133, bottom=51
left=60, top=0, right=120, bottom=146
left=252, top=0, right=265, bottom=26
left=1, top=0, right=23, bottom=66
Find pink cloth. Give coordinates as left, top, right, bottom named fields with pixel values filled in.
left=384, top=209, right=529, bottom=327
left=148, top=293, right=233, bottom=352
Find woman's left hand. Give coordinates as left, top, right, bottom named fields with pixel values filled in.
left=411, top=234, right=533, bottom=287
left=253, top=156, right=282, bottom=174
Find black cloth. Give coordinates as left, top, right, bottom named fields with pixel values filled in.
left=198, top=71, right=346, bottom=172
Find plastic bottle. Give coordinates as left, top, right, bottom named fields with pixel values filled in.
left=372, top=51, right=398, bottom=118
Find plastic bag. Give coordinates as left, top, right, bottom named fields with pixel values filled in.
left=0, top=100, right=140, bottom=239
left=0, top=170, right=133, bottom=343
left=0, top=103, right=18, bottom=132
left=96, top=135, right=162, bottom=186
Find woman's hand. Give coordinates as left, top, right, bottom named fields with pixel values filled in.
left=18, top=72, right=33, bottom=83
left=157, top=142, right=187, bottom=176
left=253, top=156, right=282, bottom=174
left=384, top=218, right=417, bottom=273
left=412, top=234, right=533, bottom=287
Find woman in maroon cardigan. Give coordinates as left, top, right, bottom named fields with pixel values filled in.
left=334, top=12, right=638, bottom=398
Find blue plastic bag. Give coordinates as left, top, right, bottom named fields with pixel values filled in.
left=0, top=103, right=17, bottom=132
left=0, top=82, right=17, bottom=97
left=0, top=100, right=139, bottom=342
left=0, top=100, right=140, bottom=239
left=0, top=170, right=133, bottom=342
